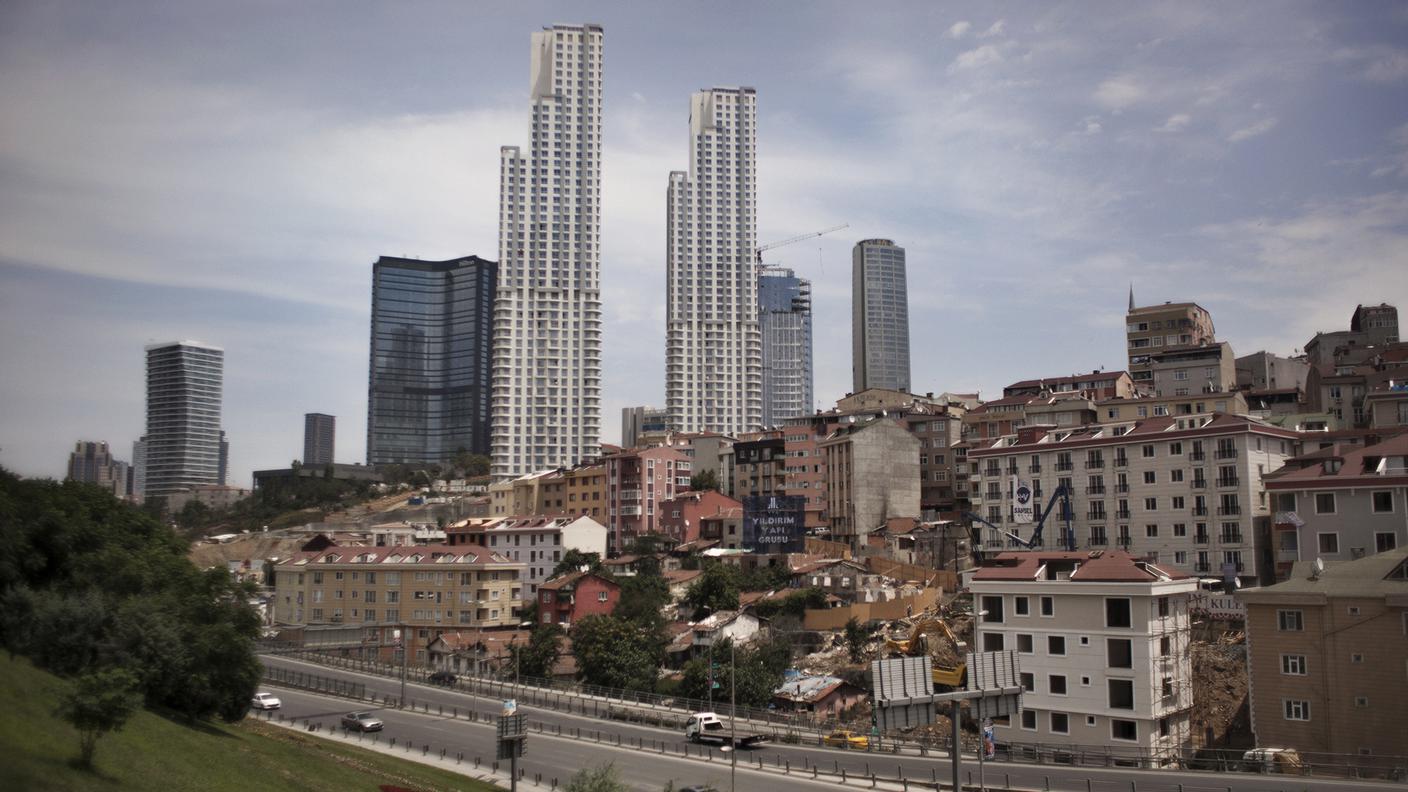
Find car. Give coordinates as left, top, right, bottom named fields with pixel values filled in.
left=428, top=670, right=458, bottom=686
left=251, top=692, right=282, bottom=710
left=821, top=730, right=870, bottom=750
left=341, top=712, right=384, bottom=732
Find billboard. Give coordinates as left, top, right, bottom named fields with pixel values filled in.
left=1010, top=476, right=1034, bottom=524
left=742, top=494, right=806, bottom=553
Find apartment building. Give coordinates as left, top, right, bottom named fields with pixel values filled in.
left=963, top=395, right=1037, bottom=443
left=1146, top=342, right=1236, bottom=398
left=1364, top=385, right=1408, bottom=429
left=968, top=413, right=1299, bottom=583
left=489, top=469, right=555, bottom=517
left=1004, top=371, right=1135, bottom=401
left=492, top=24, right=605, bottom=478
left=272, top=544, right=526, bottom=664
left=971, top=551, right=1196, bottom=759
left=665, top=87, right=761, bottom=436
left=1304, top=303, right=1399, bottom=367
left=621, top=405, right=671, bottom=448
left=905, top=412, right=964, bottom=519
left=1235, top=352, right=1310, bottom=393
left=1262, top=434, right=1407, bottom=579
left=478, top=514, right=606, bottom=594
left=1097, top=392, right=1248, bottom=422
left=538, top=570, right=620, bottom=627
left=604, top=445, right=690, bottom=553
left=659, top=490, right=742, bottom=545
left=536, top=463, right=608, bottom=519
left=852, top=239, right=912, bottom=393
left=821, top=417, right=920, bottom=547
left=759, top=267, right=814, bottom=427
left=65, top=440, right=130, bottom=499
left=144, top=340, right=224, bottom=500
left=1239, top=549, right=1408, bottom=763
left=782, top=420, right=830, bottom=529
left=733, top=430, right=785, bottom=499
left=1125, top=300, right=1217, bottom=390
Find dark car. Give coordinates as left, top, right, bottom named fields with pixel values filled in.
left=428, top=670, right=458, bottom=686
left=341, top=712, right=384, bottom=732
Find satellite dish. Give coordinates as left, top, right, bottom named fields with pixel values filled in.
left=1312, top=557, right=1325, bottom=577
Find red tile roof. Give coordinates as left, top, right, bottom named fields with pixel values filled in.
left=972, top=551, right=1188, bottom=582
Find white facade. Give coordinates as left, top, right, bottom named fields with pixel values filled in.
left=484, top=514, right=607, bottom=594
left=492, top=24, right=604, bottom=480
left=971, top=558, right=1197, bottom=759
left=665, top=87, right=761, bottom=436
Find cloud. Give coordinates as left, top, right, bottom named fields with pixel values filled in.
left=1227, top=117, right=1277, bottom=142
left=1082, top=117, right=1103, bottom=135
left=1155, top=113, right=1191, bottom=133
left=1370, top=123, right=1408, bottom=178
left=979, top=20, right=1007, bottom=38
left=1094, top=76, right=1143, bottom=109
left=948, top=44, right=1005, bottom=73
left=1334, top=46, right=1408, bottom=82
left=947, top=21, right=971, bottom=39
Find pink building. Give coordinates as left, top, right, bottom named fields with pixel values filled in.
left=537, top=571, right=620, bottom=627
left=604, top=446, right=690, bottom=553
left=659, top=490, right=742, bottom=544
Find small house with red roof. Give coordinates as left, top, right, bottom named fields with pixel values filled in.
left=537, top=571, right=621, bottom=628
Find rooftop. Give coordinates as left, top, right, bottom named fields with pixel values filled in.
left=1240, top=547, right=1408, bottom=600
left=283, top=544, right=519, bottom=567
left=972, top=550, right=1190, bottom=583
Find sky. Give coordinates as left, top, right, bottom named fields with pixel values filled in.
left=2, top=1, right=1407, bottom=487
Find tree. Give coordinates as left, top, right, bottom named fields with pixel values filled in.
left=565, top=763, right=628, bottom=792
left=511, top=624, right=563, bottom=679
left=613, top=573, right=670, bottom=634
left=570, top=615, right=661, bottom=692
left=678, top=636, right=789, bottom=708
left=453, top=451, right=491, bottom=478
left=844, top=617, right=868, bottom=663
left=57, top=666, right=142, bottom=769
left=682, top=562, right=740, bottom=620
left=688, top=468, right=719, bottom=492
left=550, top=549, right=602, bottom=579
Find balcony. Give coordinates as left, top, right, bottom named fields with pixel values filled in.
left=1218, top=505, right=1241, bottom=516
left=1114, top=455, right=1129, bottom=468
left=1115, top=483, right=1129, bottom=494
left=1115, top=508, right=1131, bottom=520
left=1194, top=532, right=1210, bottom=545
left=1193, top=563, right=1211, bottom=574
left=1086, top=459, right=1105, bottom=470
left=1029, top=464, right=1042, bottom=474
left=619, top=505, right=642, bottom=517
left=1190, top=479, right=1207, bottom=489
left=1088, top=536, right=1109, bottom=547
left=1192, top=506, right=1209, bottom=517
left=1190, top=451, right=1206, bottom=461
left=1220, top=532, right=1244, bottom=544
left=1215, top=448, right=1238, bottom=460
left=985, top=467, right=1001, bottom=477
left=1006, top=465, right=1020, bottom=475
left=1086, top=485, right=1106, bottom=495
left=1216, top=477, right=1240, bottom=488
left=1117, top=537, right=1132, bottom=549
left=618, top=489, right=642, bottom=501
left=1055, top=461, right=1074, bottom=472
left=1087, top=509, right=1107, bottom=521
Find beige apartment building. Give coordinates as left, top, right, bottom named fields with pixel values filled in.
left=273, top=544, right=527, bottom=663
left=821, top=417, right=920, bottom=547
left=1097, top=392, right=1249, bottom=423
left=1146, top=342, right=1236, bottom=398
left=972, top=551, right=1197, bottom=760
left=1239, top=549, right=1408, bottom=764
left=1126, top=301, right=1217, bottom=390
left=968, top=413, right=1299, bottom=583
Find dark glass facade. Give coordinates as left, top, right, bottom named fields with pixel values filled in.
left=367, top=256, right=496, bottom=465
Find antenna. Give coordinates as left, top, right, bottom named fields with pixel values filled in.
left=1312, top=557, right=1325, bottom=578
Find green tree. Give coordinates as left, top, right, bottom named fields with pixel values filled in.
left=688, top=468, right=720, bottom=492
left=511, top=624, right=563, bottom=679
left=570, top=615, right=661, bottom=692
left=56, top=666, right=143, bottom=769
left=682, top=562, right=740, bottom=620
left=452, top=451, right=491, bottom=477
left=565, top=763, right=628, bottom=792
left=678, top=636, right=789, bottom=708
left=614, top=573, right=670, bottom=633
left=844, top=617, right=868, bottom=663
left=550, top=549, right=602, bottom=579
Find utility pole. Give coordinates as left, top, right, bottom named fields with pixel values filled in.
left=729, top=639, right=737, bottom=792
left=399, top=625, right=407, bottom=709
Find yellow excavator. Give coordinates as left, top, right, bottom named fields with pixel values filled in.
left=883, top=616, right=969, bottom=689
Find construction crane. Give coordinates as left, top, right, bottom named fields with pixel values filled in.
left=754, top=223, right=849, bottom=265
left=964, top=484, right=1075, bottom=555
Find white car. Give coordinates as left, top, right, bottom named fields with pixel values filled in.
left=251, top=692, right=282, bottom=710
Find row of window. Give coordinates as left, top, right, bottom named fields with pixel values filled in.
left=982, top=595, right=1164, bottom=626
left=1018, top=710, right=1143, bottom=741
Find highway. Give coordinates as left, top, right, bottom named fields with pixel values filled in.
left=261, top=655, right=1398, bottom=792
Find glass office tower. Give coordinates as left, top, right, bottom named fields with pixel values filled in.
left=367, top=255, right=496, bottom=465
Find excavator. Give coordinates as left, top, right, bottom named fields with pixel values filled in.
left=883, top=615, right=969, bottom=689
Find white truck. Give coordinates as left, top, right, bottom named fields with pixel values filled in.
left=684, top=712, right=769, bottom=748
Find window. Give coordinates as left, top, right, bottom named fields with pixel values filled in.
left=1017, top=634, right=1034, bottom=653
left=1377, top=532, right=1399, bottom=553
left=1050, top=712, right=1069, bottom=734
left=1144, top=497, right=1158, bottom=511
left=1314, top=493, right=1336, bottom=514
left=1142, top=445, right=1155, bottom=458
left=982, top=633, right=1005, bottom=651
left=1372, top=491, right=1393, bottom=513
left=1021, top=709, right=1037, bottom=730
left=1107, top=639, right=1133, bottom=668
left=981, top=595, right=1004, bottom=623
left=1277, top=610, right=1303, bottom=631
left=1281, top=655, right=1306, bottom=675
left=1283, top=700, right=1311, bottom=721
left=1108, top=679, right=1135, bottom=710
left=1318, top=533, right=1339, bottom=554
left=1143, top=471, right=1156, bottom=484
left=1049, top=675, right=1068, bottom=695
left=1158, top=597, right=1171, bottom=617
left=1106, top=598, right=1132, bottom=628
left=1014, top=596, right=1030, bottom=616
left=1111, top=719, right=1138, bottom=741
left=1351, top=652, right=1364, bottom=663
left=597, top=591, right=608, bottom=602
left=1020, top=672, right=1035, bottom=692
left=1048, top=635, right=1066, bottom=655
left=1040, top=596, right=1054, bottom=616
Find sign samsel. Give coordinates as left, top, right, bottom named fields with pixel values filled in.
left=1009, top=476, right=1034, bottom=524
left=743, top=494, right=806, bottom=553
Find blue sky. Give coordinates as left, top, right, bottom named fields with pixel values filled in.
left=2, top=1, right=1406, bottom=485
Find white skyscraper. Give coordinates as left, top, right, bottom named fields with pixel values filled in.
left=491, top=24, right=604, bottom=479
left=665, top=87, right=761, bottom=435
left=143, top=341, right=224, bottom=500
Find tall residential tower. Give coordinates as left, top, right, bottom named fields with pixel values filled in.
left=852, top=239, right=911, bottom=393
left=758, top=267, right=813, bottom=426
left=304, top=413, right=336, bottom=465
left=491, top=24, right=605, bottom=479
left=143, top=341, right=224, bottom=500
left=368, top=255, right=496, bottom=466
left=665, top=87, right=761, bottom=435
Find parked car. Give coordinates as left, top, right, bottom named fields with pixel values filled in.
left=822, top=730, right=870, bottom=750
left=1242, top=748, right=1303, bottom=773
left=250, top=692, right=282, bottom=710
left=341, top=712, right=384, bottom=732
left=429, top=670, right=458, bottom=686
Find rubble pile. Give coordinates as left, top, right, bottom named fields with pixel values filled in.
left=1191, top=634, right=1252, bottom=749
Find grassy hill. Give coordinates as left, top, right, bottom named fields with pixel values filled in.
left=0, top=654, right=498, bottom=792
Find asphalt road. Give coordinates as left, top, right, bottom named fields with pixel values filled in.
left=261, top=655, right=1399, bottom=792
